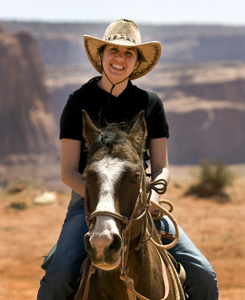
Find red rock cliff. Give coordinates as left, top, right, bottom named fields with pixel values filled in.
left=0, top=24, right=58, bottom=159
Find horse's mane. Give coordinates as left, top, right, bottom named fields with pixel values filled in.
left=86, top=122, right=132, bottom=159
left=97, top=122, right=129, bottom=145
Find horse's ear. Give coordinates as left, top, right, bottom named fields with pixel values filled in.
left=128, top=110, right=147, bottom=153
left=82, top=109, right=100, bottom=148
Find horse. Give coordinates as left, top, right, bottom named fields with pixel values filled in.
left=73, top=110, right=185, bottom=300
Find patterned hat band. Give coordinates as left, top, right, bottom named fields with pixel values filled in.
left=104, top=34, right=137, bottom=44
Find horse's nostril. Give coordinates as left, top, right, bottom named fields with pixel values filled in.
left=108, top=234, right=122, bottom=254
left=84, top=233, right=93, bottom=254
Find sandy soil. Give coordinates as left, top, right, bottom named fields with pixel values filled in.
left=0, top=165, right=244, bottom=300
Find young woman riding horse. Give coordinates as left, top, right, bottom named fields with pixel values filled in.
left=37, top=19, right=219, bottom=300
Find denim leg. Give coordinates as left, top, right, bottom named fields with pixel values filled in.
left=37, top=202, right=88, bottom=300
left=155, top=216, right=219, bottom=300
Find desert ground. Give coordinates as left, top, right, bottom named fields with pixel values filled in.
left=0, top=164, right=244, bottom=300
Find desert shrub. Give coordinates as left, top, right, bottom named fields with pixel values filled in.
left=9, top=201, right=27, bottom=210
left=6, top=181, right=28, bottom=194
left=185, top=160, right=234, bottom=198
left=6, top=179, right=44, bottom=194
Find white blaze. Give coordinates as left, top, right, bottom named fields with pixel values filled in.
left=89, top=157, right=126, bottom=256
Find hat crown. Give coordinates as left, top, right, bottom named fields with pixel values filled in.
left=103, top=19, right=142, bottom=45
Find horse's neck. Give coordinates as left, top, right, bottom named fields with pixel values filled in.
left=92, top=268, right=129, bottom=300
left=127, top=242, right=150, bottom=278
left=126, top=226, right=166, bottom=292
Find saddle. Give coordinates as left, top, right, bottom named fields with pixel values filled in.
left=41, top=243, right=57, bottom=270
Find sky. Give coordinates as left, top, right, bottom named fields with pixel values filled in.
left=0, top=0, right=245, bottom=26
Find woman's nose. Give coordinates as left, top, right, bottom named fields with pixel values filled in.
left=115, top=52, right=125, bottom=61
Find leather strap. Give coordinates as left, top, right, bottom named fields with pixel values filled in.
left=73, top=265, right=95, bottom=300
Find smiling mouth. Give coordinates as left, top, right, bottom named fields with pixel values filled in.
left=112, top=64, right=124, bottom=70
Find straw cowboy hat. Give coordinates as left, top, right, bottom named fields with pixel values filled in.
left=83, top=19, right=162, bottom=80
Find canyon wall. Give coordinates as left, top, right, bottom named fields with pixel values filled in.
left=3, top=21, right=245, bottom=65
left=0, top=23, right=58, bottom=160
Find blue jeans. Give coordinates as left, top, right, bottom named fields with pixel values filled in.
left=154, top=218, right=219, bottom=299
left=37, top=192, right=219, bottom=300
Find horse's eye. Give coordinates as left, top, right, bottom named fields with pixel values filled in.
left=131, top=175, right=141, bottom=183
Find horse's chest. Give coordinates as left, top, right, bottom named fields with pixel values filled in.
left=88, top=272, right=129, bottom=300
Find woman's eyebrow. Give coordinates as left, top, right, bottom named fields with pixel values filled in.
left=110, top=46, right=134, bottom=51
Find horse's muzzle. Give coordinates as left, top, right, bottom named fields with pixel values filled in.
left=84, top=231, right=122, bottom=270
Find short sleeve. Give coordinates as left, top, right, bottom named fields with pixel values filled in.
left=145, top=93, right=169, bottom=142
left=151, top=96, right=169, bottom=139
left=59, top=94, right=83, bottom=140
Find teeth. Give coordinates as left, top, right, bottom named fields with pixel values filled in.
left=112, top=64, right=123, bottom=70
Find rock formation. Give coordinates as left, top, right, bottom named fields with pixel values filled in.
left=0, top=24, right=58, bottom=160
left=3, top=21, right=245, bottom=65
left=1, top=21, right=245, bottom=165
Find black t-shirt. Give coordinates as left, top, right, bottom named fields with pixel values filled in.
left=60, top=76, right=169, bottom=173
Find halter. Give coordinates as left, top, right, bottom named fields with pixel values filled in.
left=76, top=177, right=186, bottom=300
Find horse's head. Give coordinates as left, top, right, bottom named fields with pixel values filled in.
left=82, top=109, right=148, bottom=270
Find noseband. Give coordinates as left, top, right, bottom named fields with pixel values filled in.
left=85, top=187, right=148, bottom=251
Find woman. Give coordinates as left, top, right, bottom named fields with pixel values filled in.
left=37, top=19, right=219, bottom=300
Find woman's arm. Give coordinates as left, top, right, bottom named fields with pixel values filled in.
left=149, top=137, right=170, bottom=212
left=61, top=138, right=86, bottom=197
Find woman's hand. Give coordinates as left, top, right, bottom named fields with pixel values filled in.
left=149, top=200, right=159, bottom=213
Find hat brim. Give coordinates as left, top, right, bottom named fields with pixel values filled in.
left=83, top=35, right=161, bottom=80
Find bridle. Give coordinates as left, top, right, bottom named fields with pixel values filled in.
left=85, top=187, right=144, bottom=228
left=84, top=177, right=167, bottom=250
left=76, top=176, right=186, bottom=300
left=84, top=183, right=149, bottom=253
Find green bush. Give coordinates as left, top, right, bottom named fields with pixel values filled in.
left=9, top=201, right=27, bottom=210
left=185, top=160, right=234, bottom=198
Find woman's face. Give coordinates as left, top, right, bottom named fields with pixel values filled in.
left=101, top=45, right=139, bottom=83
